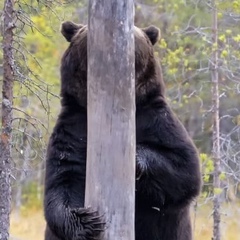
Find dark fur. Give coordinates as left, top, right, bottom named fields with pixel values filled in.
left=44, top=21, right=201, bottom=240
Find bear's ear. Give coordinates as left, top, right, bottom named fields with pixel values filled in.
left=142, top=26, right=161, bottom=45
left=61, top=21, right=84, bottom=42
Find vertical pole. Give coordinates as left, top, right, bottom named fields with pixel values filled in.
left=211, top=1, right=221, bottom=239
left=86, top=1, right=135, bottom=239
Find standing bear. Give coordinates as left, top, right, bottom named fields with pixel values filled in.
left=44, top=21, right=201, bottom=240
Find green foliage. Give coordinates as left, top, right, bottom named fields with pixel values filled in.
left=200, top=153, right=214, bottom=184
left=214, top=187, right=223, bottom=195
left=21, top=182, right=43, bottom=213
left=200, top=153, right=226, bottom=197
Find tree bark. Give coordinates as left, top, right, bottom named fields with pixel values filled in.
left=86, top=1, right=135, bottom=240
left=0, top=0, right=14, bottom=239
left=211, top=1, right=221, bottom=240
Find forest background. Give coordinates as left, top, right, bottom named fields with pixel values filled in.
left=1, top=0, right=240, bottom=239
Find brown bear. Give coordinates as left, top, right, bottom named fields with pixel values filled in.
left=44, top=21, right=201, bottom=240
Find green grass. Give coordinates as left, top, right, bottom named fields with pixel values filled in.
left=10, top=203, right=240, bottom=240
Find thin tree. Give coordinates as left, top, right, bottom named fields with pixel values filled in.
left=211, top=0, right=221, bottom=239
left=85, top=0, right=135, bottom=239
left=0, top=0, right=14, bottom=239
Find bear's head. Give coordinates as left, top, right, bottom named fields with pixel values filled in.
left=60, top=21, right=163, bottom=107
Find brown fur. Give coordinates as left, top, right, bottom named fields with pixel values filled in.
left=60, top=22, right=163, bottom=107
left=44, top=21, right=201, bottom=240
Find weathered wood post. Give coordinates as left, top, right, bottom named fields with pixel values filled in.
left=86, top=1, right=135, bottom=239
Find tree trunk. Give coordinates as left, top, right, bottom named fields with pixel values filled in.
left=211, top=1, right=221, bottom=240
left=86, top=1, right=135, bottom=240
left=0, top=0, right=14, bottom=239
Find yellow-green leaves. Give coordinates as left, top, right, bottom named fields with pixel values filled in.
left=200, top=153, right=214, bottom=183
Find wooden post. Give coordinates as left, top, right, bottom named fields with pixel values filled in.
left=86, top=1, right=135, bottom=240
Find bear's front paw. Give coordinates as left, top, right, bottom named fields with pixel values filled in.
left=71, top=207, right=105, bottom=240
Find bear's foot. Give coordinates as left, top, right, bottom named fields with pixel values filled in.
left=71, top=207, right=105, bottom=240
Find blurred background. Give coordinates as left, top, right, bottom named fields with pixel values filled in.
left=1, top=0, right=240, bottom=239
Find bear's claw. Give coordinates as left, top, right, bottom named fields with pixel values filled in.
left=71, top=207, right=105, bottom=240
